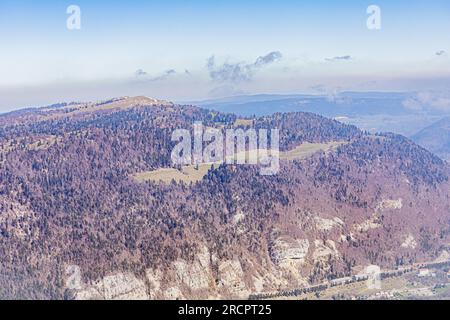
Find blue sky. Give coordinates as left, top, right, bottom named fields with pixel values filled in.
left=0, top=0, right=449, bottom=110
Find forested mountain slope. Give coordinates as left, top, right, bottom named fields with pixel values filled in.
left=1, top=97, right=449, bottom=299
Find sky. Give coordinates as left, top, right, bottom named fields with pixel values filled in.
left=0, top=0, right=449, bottom=111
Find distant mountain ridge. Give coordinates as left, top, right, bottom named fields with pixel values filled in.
left=193, top=92, right=417, bottom=117
left=193, top=92, right=450, bottom=137
left=412, top=116, right=450, bottom=161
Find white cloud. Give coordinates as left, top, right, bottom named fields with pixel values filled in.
left=207, top=51, right=282, bottom=83
left=134, top=69, right=177, bottom=82
left=402, top=91, right=450, bottom=111
left=325, top=55, right=352, bottom=62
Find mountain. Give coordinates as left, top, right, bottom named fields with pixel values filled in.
left=1, top=97, right=450, bottom=300
left=193, top=92, right=448, bottom=137
left=194, top=92, right=415, bottom=118
left=412, top=117, right=450, bottom=161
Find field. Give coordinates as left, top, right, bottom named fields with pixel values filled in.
left=133, top=141, right=346, bottom=184
left=234, top=118, right=254, bottom=126
left=280, top=141, right=345, bottom=161
left=132, top=163, right=218, bottom=184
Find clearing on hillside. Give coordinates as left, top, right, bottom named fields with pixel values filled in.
left=132, top=141, right=346, bottom=184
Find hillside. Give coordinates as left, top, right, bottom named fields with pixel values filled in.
left=0, top=97, right=450, bottom=300
left=412, top=117, right=450, bottom=161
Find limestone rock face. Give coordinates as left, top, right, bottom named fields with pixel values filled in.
left=313, top=240, right=339, bottom=261
left=173, top=246, right=212, bottom=291
left=217, top=260, right=249, bottom=298
left=75, top=273, right=149, bottom=300
left=314, top=216, right=344, bottom=231
left=271, top=237, right=310, bottom=264
left=70, top=246, right=252, bottom=300
left=401, top=234, right=417, bottom=249
left=377, top=199, right=403, bottom=210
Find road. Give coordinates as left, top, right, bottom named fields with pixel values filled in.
left=249, top=259, right=450, bottom=300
